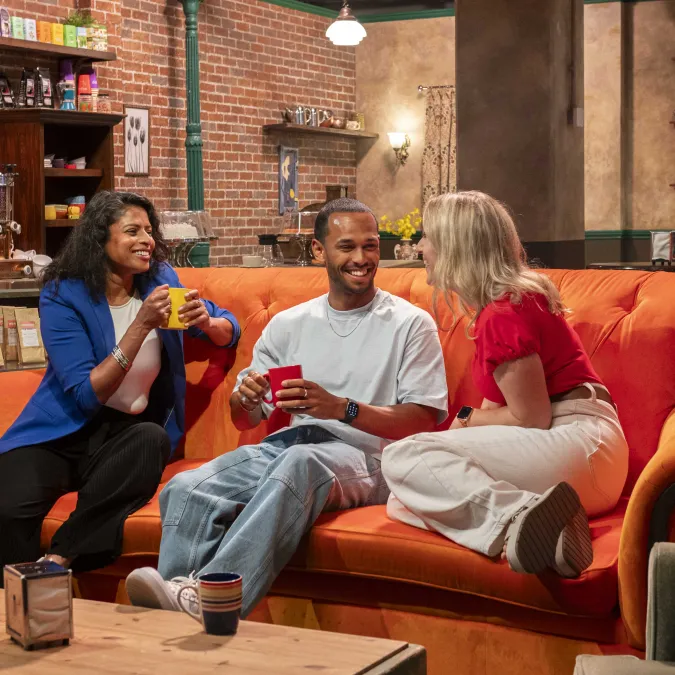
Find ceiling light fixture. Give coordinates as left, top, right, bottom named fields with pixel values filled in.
left=326, top=0, right=367, bottom=47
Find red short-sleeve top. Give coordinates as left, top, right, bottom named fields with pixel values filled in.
left=472, top=293, right=603, bottom=405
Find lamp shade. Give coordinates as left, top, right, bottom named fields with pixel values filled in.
left=388, top=132, right=407, bottom=149
left=326, top=3, right=367, bottom=46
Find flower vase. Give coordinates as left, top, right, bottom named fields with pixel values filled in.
left=394, top=239, right=417, bottom=261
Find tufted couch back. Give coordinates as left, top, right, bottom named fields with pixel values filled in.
left=177, top=267, right=675, bottom=495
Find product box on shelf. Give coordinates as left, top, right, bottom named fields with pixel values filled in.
left=37, top=21, right=51, bottom=43
left=76, top=26, right=86, bottom=48
left=63, top=24, right=76, bottom=47
left=23, top=18, right=36, bottom=41
left=10, top=16, right=23, bottom=39
left=0, top=7, right=10, bottom=37
left=50, top=22, right=63, bottom=45
left=92, top=24, right=107, bottom=50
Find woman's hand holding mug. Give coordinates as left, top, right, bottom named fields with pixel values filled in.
left=136, top=285, right=171, bottom=331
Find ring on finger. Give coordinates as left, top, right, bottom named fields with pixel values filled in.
left=302, top=388, right=308, bottom=399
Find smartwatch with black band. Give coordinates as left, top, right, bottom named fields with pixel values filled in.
left=341, top=399, right=359, bottom=425
left=456, top=405, right=474, bottom=428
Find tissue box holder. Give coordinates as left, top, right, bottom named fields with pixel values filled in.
left=4, top=561, right=73, bottom=650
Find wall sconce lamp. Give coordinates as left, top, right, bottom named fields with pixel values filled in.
left=388, top=132, right=411, bottom=166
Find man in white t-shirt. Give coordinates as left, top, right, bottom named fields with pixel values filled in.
left=126, top=199, right=449, bottom=617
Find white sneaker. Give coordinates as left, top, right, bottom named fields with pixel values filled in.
left=126, top=567, right=199, bottom=616
left=505, top=482, right=591, bottom=575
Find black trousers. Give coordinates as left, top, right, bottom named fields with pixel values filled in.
left=0, top=407, right=170, bottom=586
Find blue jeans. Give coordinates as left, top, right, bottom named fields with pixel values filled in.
left=158, top=425, right=390, bottom=616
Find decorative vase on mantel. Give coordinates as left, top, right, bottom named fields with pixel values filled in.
left=378, top=231, right=422, bottom=260
left=394, top=239, right=418, bottom=261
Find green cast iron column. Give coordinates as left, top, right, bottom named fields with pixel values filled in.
left=181, top=0, right=204, bottom=210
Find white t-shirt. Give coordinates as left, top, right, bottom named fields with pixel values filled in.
left=106, top=293, right=162, bottom=415
left=235, top=289, right=449, bottom=457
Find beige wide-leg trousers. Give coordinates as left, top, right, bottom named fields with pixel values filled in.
left=382, top=385, right=629, bottom=557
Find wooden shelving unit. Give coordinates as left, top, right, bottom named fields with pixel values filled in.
left=0, top=109, right=122, bottom=127
left=0, top=36, right=116, bottom=63
left=0, top=36, right=120, bottom=255
left=0, top=109, right=123, bottom=255
left=44, top=168, right=103, bottom=178
left=263, top=123, right=379, bottom=140
left=45, top=219, right=81, bottom=229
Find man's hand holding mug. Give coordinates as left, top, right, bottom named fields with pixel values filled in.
left=237, top=365, right=304, bottom=413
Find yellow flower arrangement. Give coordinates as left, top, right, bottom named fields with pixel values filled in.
left=379, top=208, right=422, bottom=240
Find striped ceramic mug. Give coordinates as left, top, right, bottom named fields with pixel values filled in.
left=178, top=572, right=242, bottom=636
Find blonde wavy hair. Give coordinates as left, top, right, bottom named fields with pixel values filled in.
left=423, top=191, right=566, bottom=331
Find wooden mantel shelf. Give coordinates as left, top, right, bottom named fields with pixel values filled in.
left=263, top=123, right=379, bottom=140
left=0, top=35, right=116, bottom=62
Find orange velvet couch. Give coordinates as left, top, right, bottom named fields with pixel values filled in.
left=1, top=267, right=673, bottom=675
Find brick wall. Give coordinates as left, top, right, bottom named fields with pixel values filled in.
left=0, top=0, right=358, bottom=264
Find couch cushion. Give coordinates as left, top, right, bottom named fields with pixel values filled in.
left=0, top=369, right=45, bottom=437
left=42, top=460, right=625, bottom=618
left=287, top=499, right=626, bottom=618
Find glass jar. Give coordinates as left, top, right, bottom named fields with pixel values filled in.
left=257, top=234, right=284, bottom=267
left=97, top=92, right=111, bottom=113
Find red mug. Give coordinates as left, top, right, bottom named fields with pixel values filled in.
left=263, top=365, right=303, bottom=405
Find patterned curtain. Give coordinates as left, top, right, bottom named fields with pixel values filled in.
left=422, top=87, right=457, bottom=208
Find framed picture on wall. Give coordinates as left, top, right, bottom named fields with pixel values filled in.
left=278, top=145, right=299, bottom=215
left=124, top=106, right=150, bottom=177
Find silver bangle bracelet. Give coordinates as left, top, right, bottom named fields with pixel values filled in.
left=112, top=345, right=131, bottom=372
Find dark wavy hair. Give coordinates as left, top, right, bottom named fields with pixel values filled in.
left=42, top=191, right=169, bottom=298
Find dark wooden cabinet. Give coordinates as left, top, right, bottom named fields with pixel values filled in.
left=0, top=109, right=123, bottom=256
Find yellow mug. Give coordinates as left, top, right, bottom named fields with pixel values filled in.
left=165, top=287, right=194, bottom=330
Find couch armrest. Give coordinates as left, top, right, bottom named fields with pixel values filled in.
left=647, top=543, right=675, bottom=661
left=620, top=411, right=675, bottom=649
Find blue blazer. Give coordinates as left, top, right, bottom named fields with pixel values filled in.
left=0, top=263, right=240, bottom=457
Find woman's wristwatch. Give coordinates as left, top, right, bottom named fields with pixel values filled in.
left=456, top=405, right=474, bottom=428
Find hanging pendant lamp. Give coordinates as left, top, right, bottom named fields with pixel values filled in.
left=326, top=0, right=367, bottom=47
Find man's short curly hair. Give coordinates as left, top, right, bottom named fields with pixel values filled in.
left=313, top=198, right=376, bottom=243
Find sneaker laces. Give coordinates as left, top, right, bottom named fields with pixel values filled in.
left=168, top=571, right=199, bottom=615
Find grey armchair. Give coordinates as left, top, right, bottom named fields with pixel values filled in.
left=575, top=542, right=675, bottom=674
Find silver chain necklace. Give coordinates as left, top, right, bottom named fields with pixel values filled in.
left=325, top=298, right=371, bottom=338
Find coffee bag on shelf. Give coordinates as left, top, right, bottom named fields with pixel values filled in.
left=36, top=67, right=53, bottom=108
left=2, top=306, right=19, bottom=361
left=0, top=72, right=15, bottom=108
left=15, top=308, right=45, bottom=366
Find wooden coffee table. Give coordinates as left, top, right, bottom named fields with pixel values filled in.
left=0, top=591, right=425, bottom=674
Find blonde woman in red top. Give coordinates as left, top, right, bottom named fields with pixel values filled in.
left=381, top=191, right=629, bottom=577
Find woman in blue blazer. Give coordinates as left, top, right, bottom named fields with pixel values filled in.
left=0, top=191, right=240, bottom=583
